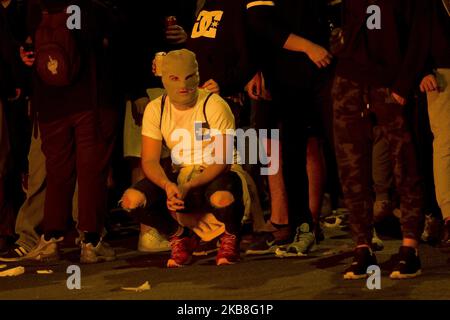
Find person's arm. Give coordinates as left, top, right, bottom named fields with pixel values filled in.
left=391, top=0, right=432, bottom=103
left=246, top=0, right=332, bottom=68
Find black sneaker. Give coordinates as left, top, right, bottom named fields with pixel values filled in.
left=0, top=244, right=30, bottom=262
left=390, top=246, right=422, bottom=279
left=245, top=227, right=292, bottom=255
left=343, top=247, right=378, bottom=280
left=439, top=221, right=450, bottom=249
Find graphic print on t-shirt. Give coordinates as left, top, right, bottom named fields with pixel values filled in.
left=191, top=10, right=224, bottom=39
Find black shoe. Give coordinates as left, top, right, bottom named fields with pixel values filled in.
left=245, top=227, right=292, bottom=255
left=315, top=224, right=325, bottom=244
left=343, top=247, right=378, bottom=280
left=439, top=221, right=450, bottom=249
left=390, top=246, right=422, bottom=279
left=0, top=244, right=30, bottom=262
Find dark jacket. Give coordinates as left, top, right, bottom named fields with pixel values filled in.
left=336, top=0, right=430, bottom=97
left=119, top=0, right=197, bottom=101
left=430, top=0, right=450, bottom=68
left=246, top=0, right=330, bottom=89
left=187, top=0, right=252, bottom=97
left=0, top=9, right=21, bottom=99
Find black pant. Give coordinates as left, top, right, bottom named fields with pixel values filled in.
left=133, top=170, right=244, bottom=237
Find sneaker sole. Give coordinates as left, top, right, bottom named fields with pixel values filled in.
left=80, top=256, right=116, bottom=264
left=138, top=246, right=171, bottom=253
left=389, top=270, right=422, bottom=280
left=274, top=245, right=315, bottom=258
left=167, top=257, right=192, bottom=268
left=245, top=245, right=288, bottom=256
left=0, top=256, right=26, bottom=263
left=216, top=258, right=239, bottom=266
left=343, top=272, right=369, bottom=280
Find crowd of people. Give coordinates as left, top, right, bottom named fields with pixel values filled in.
left=0, top=0, right=449, bottom=281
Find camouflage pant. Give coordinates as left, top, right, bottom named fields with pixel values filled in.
left=332, top=76, right=424, bottom=245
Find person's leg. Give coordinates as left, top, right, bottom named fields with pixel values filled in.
left=40, top=116, right=76, bottom=239
left=307, top=136, right=326, bottom=226
left=203, top=171, right=244, bottom=265
left=15, top=122, right=47, bottom=251
left=427, top=68, right=450, bottom=246
left=372, top=126, right=394, bottom=223
left=427, top=69, right=450, bottom=223
left=332, top=76, right=377, bottom=279
left=370, top=87, right=424, bottom=279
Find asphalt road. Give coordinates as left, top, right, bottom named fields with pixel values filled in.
left=0, top=224, right=449, bottom=300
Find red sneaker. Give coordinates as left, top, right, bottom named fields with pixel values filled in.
left=216, top=232, right=240, bottom=266
left=167, top=234, right=198, bottom=268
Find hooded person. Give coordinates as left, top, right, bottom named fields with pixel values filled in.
left=119, top=49, right=264, bottom=267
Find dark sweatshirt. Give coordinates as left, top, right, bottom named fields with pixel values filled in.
left=430, top=0, right=450, bottom=68
left=0, top=9, right=21, bottom=99
left=187, top=0, right=252, bottom=97
left=336, top=0, right=430, bottom=98
left=245, top=0, right=330, bottom=89
left=119, top=0, right=196, bottom=101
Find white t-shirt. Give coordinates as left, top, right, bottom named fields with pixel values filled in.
left=142, top=89, right=238, bottom=167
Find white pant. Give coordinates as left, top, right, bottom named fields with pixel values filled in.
left=427, top=68, right=450, bottom=220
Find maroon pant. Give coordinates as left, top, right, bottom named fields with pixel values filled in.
left=39, top=109, right=117, bottom=234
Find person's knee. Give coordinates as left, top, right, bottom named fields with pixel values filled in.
left=120, top=188, right=146, bottom=211
left=210, top=191, right=235, bottom=208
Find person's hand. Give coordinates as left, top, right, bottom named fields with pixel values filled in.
left=201, top=79, right=220, bottom=94
left=420, top=74, right=439, bottom=93
left=305, top=42, right=333, bottom=69
left=245, top=72, right=262, bottom=100
left=165, top=25, right=188, bottom=45
left=392, top=92, right=406, bottom=106
left=165, top=182, right=185, bottom=211
left=131, top=97, right=150, bottom=126
left=19, top=46, right=35, bottom=67
left=178, top=182, right=192, bottom=201
left=7, top=88, right=21, bottom=102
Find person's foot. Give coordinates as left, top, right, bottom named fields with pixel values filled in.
left=343, top=247, right=378, bottom=280
left=216, top=232, right=240, bottom=266
left=371, top=228, right=384, bottom=252
left=421, top=214, right=443, bottom=245
left=167, top=233, right=198, bottom=268
left=138, top=227, right=171, bottom=253
left=245, top=225, right=292, bottom=255
left=315, top=223, right=325, bottom=244
left=80, top=240, right=116, bottom=264
left=23, top=235, right=63, bottom=262
left=390, top=246, right=422, bottom=279
left=439, top=220, right=450, bottom=249
left=373, top=200, right=392, bottom=223
left=275, top=223, right=315, bottom=257
left=0, top=244, right=30, bottom=262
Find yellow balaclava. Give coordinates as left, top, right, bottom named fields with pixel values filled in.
left=161, top=49, right=200, bottom=106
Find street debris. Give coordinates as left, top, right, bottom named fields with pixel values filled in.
left=121, top=281, right=151, bottom=293
left=0, top=266, right=25, bottom=277
left=36, top=270, right=54, bottom=275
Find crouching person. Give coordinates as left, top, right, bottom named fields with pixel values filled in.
left=121, top=49, right=249, bottom=267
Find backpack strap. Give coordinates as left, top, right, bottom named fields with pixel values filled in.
left=160, top=94, right=168, bottom=148
left=202, top=92, right=214, bottom=129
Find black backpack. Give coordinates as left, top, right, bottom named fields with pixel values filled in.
left=34, top=4, right=81, bottom=87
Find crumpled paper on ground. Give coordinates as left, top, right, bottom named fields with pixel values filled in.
left=36, top=270, right=54, bottom=275
left=0, top=266, right=25, bottom=277
left=121, top=281, right=151, bottom=292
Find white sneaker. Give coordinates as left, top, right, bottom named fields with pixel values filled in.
left=25, top=235, right=63, bottom=262
left=138, top=227, right=171, bottom=253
